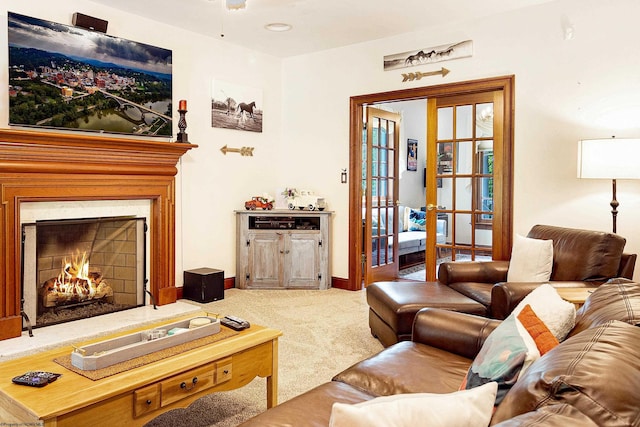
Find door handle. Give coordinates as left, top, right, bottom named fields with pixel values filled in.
left=426, top=204, right=437, bottom=211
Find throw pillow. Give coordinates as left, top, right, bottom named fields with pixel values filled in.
left=408, top=208, right=426, bottom=231
left=506, top=234, right=553, bottom=282
left=329, top=382, right=498, bottom=427
left=512, top=283, right=576, bottom=341
left=462, top=287, right=574, bottom=405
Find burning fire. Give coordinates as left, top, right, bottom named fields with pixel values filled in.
left=40, top=252, right=113, bottom=310
left=52, top=252, right=100, bottom=299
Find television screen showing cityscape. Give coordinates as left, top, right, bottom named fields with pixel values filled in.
left=8, top=12, right=173, bottom=137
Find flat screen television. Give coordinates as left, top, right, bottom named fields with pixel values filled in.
left=8, top=12, right=173, bottom=137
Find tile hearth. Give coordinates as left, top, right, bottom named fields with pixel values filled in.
left=0, top=301, right=201, bottom=362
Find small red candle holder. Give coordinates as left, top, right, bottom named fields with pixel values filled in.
left=176, top=99, right=188, bottom=143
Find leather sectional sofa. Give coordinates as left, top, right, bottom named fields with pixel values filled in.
left=239, top=278, right=640, bottom=426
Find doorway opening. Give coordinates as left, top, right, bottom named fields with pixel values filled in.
left=348, top=76, right=515, bottom=290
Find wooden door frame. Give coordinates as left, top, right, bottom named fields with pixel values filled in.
left=346, top=75, right=515, bottom=291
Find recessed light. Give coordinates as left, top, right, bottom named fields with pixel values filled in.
left=265, top=23, right=292, bottom=32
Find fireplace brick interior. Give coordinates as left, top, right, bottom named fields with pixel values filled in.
left=37, top=218, right=140, bottom=309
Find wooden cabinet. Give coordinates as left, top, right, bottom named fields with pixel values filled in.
left=236, top=211, right=331, bottom=289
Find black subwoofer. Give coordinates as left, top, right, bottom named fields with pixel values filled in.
left=183, top=268, right=224, bottom=303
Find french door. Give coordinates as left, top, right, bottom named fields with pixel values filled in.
left=362, top=107, right=401, bottom=285
left=425, top=91, right=504, bottom=281
left=348, top=76, right=514, bottom=291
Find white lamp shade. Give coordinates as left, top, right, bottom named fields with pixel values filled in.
left=577, top=138, right=640, bottom=179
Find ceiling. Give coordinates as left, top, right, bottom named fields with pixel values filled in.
left=88, top=0, right=553, bottom=58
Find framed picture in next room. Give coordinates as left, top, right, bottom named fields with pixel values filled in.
left=407, top=139, right=418, bottom=171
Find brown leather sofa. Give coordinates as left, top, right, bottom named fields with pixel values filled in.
left=367, top=225, right=637, bottom=346
left=239, top=279, right=640, bottom=426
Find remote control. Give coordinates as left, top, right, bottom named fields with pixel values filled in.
left=12, top=371, right=61, bottom=387
left=221, top=315, right=250, bottom=331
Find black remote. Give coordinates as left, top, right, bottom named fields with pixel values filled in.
left=12, top=371, right=61, bottom=387
left=221, top=315, right=250, bottom=331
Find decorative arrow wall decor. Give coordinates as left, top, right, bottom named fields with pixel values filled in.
left=220, top=144, right=254, bottom=156
left=402, top=67, right=450, bottom=82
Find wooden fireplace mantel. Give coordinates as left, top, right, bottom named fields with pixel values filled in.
left=0, top=129, right=196, bottom=341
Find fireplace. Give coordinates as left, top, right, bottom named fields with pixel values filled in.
left=22, top=216, right=147, bottom=329
left=0, top=129, right=195, bottom=341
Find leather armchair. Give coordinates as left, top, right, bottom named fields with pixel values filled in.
left=439, top=224, right=637, bottom=319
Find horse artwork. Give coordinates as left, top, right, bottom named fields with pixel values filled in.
left=383, top=40, right=473, bottom=71
left=211, top=80, right=263, bottom=132
left=237, top=101, right=256, bottom=119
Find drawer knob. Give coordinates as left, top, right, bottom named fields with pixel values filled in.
left=180, top=377, right=198, bottom=391
left=146, top=399, right=152, bottom=405
left=224, top=369, right=229, bottom=375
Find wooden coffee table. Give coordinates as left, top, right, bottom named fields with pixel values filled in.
left=0, top=312, right=282, bottom=426
left=555, top=287, right=597, bottom=309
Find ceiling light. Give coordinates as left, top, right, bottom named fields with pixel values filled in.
left=265, top=23, right=292, bottom=32
left=226, top=0, right=247, bottom=10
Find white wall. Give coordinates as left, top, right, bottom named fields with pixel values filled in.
left=282, top=0, right=640, bottom=281
left=3, top=0, right=640, bottom=284
left=379, top=99, right=427, bottom=210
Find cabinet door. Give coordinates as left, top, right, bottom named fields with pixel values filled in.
left=247, top=232, right=283, bottom=287
left=284, top=233, right=320, bottom=288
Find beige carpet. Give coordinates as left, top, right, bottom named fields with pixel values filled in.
left=145, top=288, right=383, bottom=427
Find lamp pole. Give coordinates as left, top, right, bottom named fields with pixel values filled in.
left=610, top=179, right=619, bottom=234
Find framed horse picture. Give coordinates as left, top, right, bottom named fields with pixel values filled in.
left=383, top=40, right=473, bottom=71
left=211, top=79, right=263, bottom=132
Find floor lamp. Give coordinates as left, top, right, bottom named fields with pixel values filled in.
left=577, top=138, right=640, bottom=233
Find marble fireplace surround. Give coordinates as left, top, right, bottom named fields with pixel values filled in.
left=0, top=129, right=195, bottom=341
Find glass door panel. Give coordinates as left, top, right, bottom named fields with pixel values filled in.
left=363, top=107, right=400, bottom=285
left=427, top=91, right=501, bottom=273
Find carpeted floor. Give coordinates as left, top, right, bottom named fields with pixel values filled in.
left=144, top=288, right=383, bottom=427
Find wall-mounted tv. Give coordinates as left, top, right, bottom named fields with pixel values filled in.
left=8, top=12, right=173, bottom=137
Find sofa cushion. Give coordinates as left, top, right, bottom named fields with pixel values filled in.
left=334, top=341, right=470, bottom=396
left=569, top=278, right=640, bottom=337
left=506, top=234, right=553, bottom=282
left=238, top=381, right=373, bottom=427
left=329, top=381, right=498, bottom=427
left=526, top=224, right=626, bottom=281
left=491, top=320, right=640, bottom=425
left=492, top=404, right=598, bottom=427
left=397, top=231, right=425, bottom=251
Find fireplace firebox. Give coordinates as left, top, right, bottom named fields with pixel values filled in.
left=22, top=217, right=147, bottom=329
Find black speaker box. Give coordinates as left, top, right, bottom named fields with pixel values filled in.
left=72, top=13, right=108, bottom=33
left=183, top=268, right=224, bottom=303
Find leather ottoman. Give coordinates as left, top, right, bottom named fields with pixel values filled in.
left=367, top=281, right=487, bottom=347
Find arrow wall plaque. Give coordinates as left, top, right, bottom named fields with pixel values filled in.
left=220, top=145, right=254, bottom=156
left=401, top=67, right=450, bottom=82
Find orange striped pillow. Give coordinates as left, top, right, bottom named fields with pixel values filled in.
left=517, top=304, right=559, bottom=355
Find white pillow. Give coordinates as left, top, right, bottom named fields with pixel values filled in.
left=329, top=382, right=498, bottom=427
left=512, top=283, right=576, bottom=341
left=507, top=234, right=553, bottom=282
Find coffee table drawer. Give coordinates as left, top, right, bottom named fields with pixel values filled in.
left=161, top=364, right=215, bottom=407
left=133, top=383, right=161, bottom=418
left=215, top=357, right=233, bottom=383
